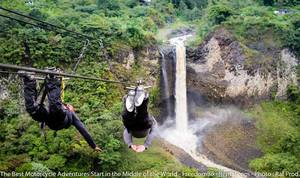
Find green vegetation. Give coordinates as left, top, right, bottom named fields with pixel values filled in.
left=192, top=0, right=300, bottom=175
left=175, top=0, right=300, bottom=175
left=184, top=0, right=300, bottom=58
left=0, top=0, right=212, bottom=175
left=0, top=0, right=173, bottom=174
left=0, top=0, right=300, bottom=176
left=248, top=82, right=300, bottom=174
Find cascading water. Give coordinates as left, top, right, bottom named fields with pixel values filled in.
left=160, top=50, right=171, bottom=116
left=160, top=34, right=198, bottom=152
left=160, top=35, right=247, bottom=178
left=173, top=39, right=188, bottom=131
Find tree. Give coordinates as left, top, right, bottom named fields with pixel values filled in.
left=44, top=155, right=67, bottom=170
left=262, top=0, right=275, bottom=6
left=278, top=0, right=300, bottom=6
left=287, top=85, right=299, bottom=102
left=172, top=0, right=181, bottom=8
left=183, top=0, right=196, bottom=9
left=178, top=0, right=188, bottom=11
left=184, top=7, right=202, bottom=21
left=96, top=0, right=121, bottom=10
left=250, top=153, right=300, bottom=173
left=208, top=4, right=233, bottom=25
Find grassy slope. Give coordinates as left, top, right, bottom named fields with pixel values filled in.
left=248, top=101, right=300, bottom=174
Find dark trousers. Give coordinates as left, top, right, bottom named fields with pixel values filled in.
left=23, top=78, right=48, bottom=122
left=23, top=77, right=96, bottom=149
left=23, top=77, right=67, bottom=128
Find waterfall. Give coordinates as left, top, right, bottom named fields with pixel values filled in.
left=160, top=34, right=247, bottom=178
left=173, top=39, right=188, bottom=131
left=160, top=50, right=171, bottom=117
left=169, top=35, right=191, bottom=131
left=160, top=34, right=196, bottom=150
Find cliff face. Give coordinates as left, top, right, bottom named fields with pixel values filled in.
left=186, top=28, right=298, bottom=105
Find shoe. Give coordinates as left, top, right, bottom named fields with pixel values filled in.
left=45, top=67, right=62, bottom=78
left=134, top=85, right=146, bottom=107
left=45, top=67, right=56, bottom=78
left=18, top=70, right=35, bottom=80
left=126, top=90, right=135, bottom=112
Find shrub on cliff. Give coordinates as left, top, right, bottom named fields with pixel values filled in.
left=208, top=4, right=234, bottom=25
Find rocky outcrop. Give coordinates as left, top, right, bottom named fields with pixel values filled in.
left=276, top=49, right=298, bottom=98
left=160, top=139, right=207, bottom=172
left=201, top=113, right=262, bottom=173
left=111, top=45, right=160, bottom=88
left=186, top=28, right=298, bottom=104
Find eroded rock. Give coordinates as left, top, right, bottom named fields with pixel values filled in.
left=186, top=28, right=298, bottom=105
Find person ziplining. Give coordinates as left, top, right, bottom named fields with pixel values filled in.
left=0, top=63, right=157, bottom=153
left=0, top=6, right=159, bottom=154
left=122, top=80, right=157, bottom=153
left=18, top=68, right=102, bottom=151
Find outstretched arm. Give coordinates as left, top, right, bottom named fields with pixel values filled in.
left=123, top=128, right=139, bottom=152
left=123, top=128, right=133, bottom=148
left=71, top=113, right=97, bottom=149
left=144, top=119, right=158, bottom=149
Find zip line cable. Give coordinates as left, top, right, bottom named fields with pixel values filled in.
left=0, top=71, right=62, bottom=80
left=0, top=63, right=131, bottom=85
left=0, top=13, right=88, bottom=40
left=0, top=8, right=106, bottom=70
left=0, top=7, right=106, bottom=64
left=0, top=14, right=62, bottom=34
left=0, top=14, right=54, bottom=32
left=0, top=8, right=130, bottom=85
left=0, top=7, right=104, bottom=46
left=0, top=6, right=95, bottom=40
left=0, top=71, right=18, bottom=75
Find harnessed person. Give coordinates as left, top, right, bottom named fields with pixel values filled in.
left=122, top=80, right=157, bottom=153
left=18, top=68, right=101, bottom=151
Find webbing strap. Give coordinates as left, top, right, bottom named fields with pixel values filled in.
left=61, top=79, right=65, bottom=102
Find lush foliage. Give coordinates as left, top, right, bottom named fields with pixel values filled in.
left=0, top=0, right=300, bottom=175
left=248, top=82, right=300, bottom=174
left=0, top=0, right=220, bottom=175
left=0, top=0, right=177, bottom=174
left=189, top=0, right=300, bottom=58
left=185, top=0, right=300, bottom=174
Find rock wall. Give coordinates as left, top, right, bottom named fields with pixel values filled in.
left=186, top=28, right=298, bottom=105
left=159, top=46, right=176, bottom=120
left=109, top=45, right=161, bottom=95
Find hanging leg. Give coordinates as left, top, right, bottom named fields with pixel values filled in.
left=121, top=103, right=135, bottom=130
left=22, top=75, right=48, bottom=122
left=46, top=77, right=66, bottom=119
